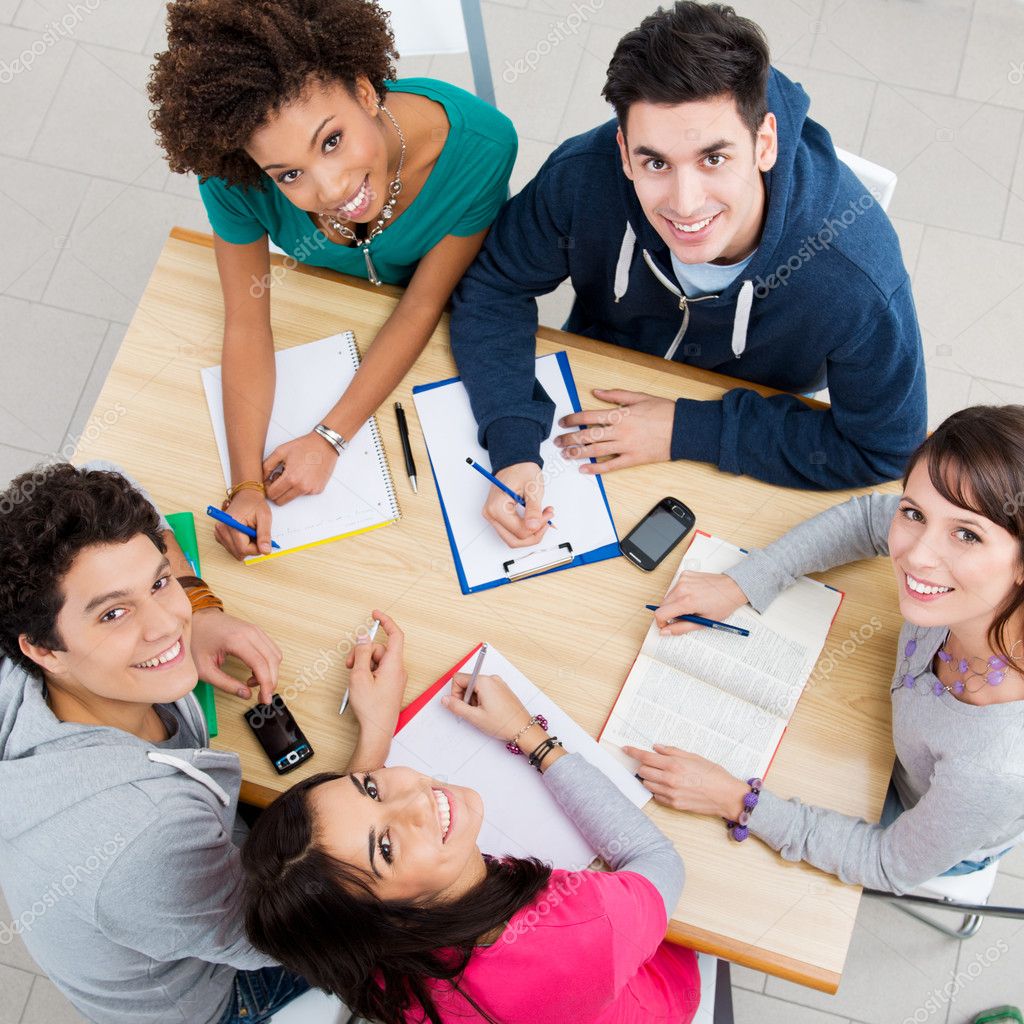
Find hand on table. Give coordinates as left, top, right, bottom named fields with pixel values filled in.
left=214, top=487, right=274, bottom=560
left=262, top=431, right=339, bottom=506
left=482, top=462, right=553, bottom=548
left=554, top=388, right=674, bottom=474
left=623, top=744, right=749, bottom=818
left=189, top=607, right=283, bottom=704
left=655, top=572, right=749, bottom=635
left=345, top=611, right=408, bottom=755
left=443, top=672, right=531, bottom=742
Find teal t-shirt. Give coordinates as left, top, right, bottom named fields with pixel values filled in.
left=198, top=78, right=517, bottom=286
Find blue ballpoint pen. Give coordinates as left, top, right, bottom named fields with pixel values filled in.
left=465, top=458, right=555, bottom=528
left=205, top=506, right=281, bottom=550
left=644, top=604, right=750, bottom=637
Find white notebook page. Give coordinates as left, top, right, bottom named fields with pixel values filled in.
left=412, top=353, right=618, bottom=591
left=202, top=333, right=399, bottom=562
left=389, top=645, right=649, bottom=870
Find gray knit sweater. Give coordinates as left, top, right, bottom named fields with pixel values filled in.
left=724, top=492, right=1024, bottom=894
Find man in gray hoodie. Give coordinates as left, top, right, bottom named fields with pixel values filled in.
left=0, top=462, right=404, bottom=1023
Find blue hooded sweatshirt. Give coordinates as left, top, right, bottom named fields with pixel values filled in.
left=449, top=68, right=926, bottom=489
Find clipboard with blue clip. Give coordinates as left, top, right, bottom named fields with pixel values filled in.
left=412, top=351, right=621, bottom=595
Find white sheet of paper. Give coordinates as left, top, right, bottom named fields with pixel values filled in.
left=601, top=533, right=842, bottom=780
left=201, top=333, right=399, bottom=561
left=412, top=353, right=618, bottom=590
left=388, top=645, right=650, bottom=870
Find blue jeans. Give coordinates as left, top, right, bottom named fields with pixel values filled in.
left=880, top=780, right=1012, bottom=876
left=216, top=966, right=311, bottom=1024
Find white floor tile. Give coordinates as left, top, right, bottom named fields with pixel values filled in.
left=763, top=894, right=960, bottom=1024
left=0, top=0, right=20, bottom=25
left=509, top=136, right=555, bottom=197
left=913, top=227, right=1024, bottom=388
left=0, top=444, right=47, bottom=491
left=0, top=890, right=44, bottom=977
left=809, top=0, right=971, bottom=95
left=966, top=374, right=1024, bottom=409
left=999, top=844, right=1024, bottom=880
left=20, top=975, right=87, bottom=1023
left=863, top=84, right=1023, bottom=238
left=554, top=20, right=616, bottom=145
left=924, top=365, right=973, bottom=430
left=487, top=1, right=590, bottom=142
left=30, top=42, right=168, bottom=187
left=64, top=321, right=126, bottom=446
left=14, top=0, right=162, bottom=53
left=890, top=217, right=926, bottom=279
left=0, top=962, right=34, bottom=1023
left=945, top=873, right=1024, bottom=1023
left=776, top=64, right=877, bottom=155
left=957, top=0, right=1024, bottom=112
left=0, top=24, right=75, bottom=158
left=733, top=986, right=851, bottom=1024
left=0, top=298, right=107, bottom=451
left=0, top=155, right=91, bottom=300
left=1001, top=130, right=1024, bottom=244
left=42, top=178, right=210, bottom=323
left=730, top=963, right=768, bottom=993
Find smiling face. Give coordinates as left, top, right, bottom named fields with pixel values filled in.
left=310, top=767, right=486, bottom=903
left=889, top=461, right=1024, bottom=638
left=25, top=535, right=197, bottom=706
left=617, top=94, right=777, bottom=265
left=246, top=75, right=392, bottom=222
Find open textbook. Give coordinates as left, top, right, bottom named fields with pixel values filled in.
left=201, top=332, right=400, bottom=563
left=601, top=532, right=843, bottom=780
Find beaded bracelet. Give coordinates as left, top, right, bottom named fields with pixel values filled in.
left=725, top=778, right=763, bottom=842
left=527, top=735, right=562, bottom=773
left=506, top=714, right=548, bottom=755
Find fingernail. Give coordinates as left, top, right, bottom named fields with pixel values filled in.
left=440, top=696, right=449, bottom=707
left=236, top=688, right=249, bottom=698
left=356, top=635, right=370, bottom=644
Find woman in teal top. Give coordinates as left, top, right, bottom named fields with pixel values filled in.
left=148, top=0, right=516, bottom=558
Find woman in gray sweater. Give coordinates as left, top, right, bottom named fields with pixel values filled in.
left=627, top=404, right=1024, bottom=895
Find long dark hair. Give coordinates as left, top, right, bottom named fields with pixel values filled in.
left=241, top=773, right=553, bottom=1024
left=903, top=404, right=1024, bottom=667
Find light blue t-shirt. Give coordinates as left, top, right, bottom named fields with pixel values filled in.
left=670, top=249, right=755, bottom=297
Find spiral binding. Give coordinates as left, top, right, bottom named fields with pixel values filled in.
left=341, top=332, right=401, bottom=522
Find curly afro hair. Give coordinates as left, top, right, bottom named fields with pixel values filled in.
left=148, top=0, right=399, bottom=189
left=0, top=464, right=165, bottom=679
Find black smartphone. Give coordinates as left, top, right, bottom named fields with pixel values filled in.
left=619, top=497, right=696, bottom=572
left=244, top=695, right=314, bottom=775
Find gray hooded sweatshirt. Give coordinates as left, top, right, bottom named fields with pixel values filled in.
left=0, top=467, right=274, bottom=1023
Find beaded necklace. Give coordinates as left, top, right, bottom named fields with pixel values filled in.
left=896, top=629, right=1018, bottom=696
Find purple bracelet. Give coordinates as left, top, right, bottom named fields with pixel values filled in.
left=725, top=778, right=762, bottom=842
left=506, top=714, right=548, bottom=755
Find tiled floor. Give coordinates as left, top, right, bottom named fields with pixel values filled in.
left=1, top=0, right=1023, bottom=1020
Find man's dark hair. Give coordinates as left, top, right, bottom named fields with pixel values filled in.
left=603, top=2, right=770, bottom=137
left=0, top=464, right=165, bottom=678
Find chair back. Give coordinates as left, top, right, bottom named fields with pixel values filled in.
left=834, top=147, right=898, bottom=211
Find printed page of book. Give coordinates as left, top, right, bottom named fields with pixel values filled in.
left=412, top=352, right=618, bottom=591
left=601, top=532, right=841, bottom=780
left=202, top=333, right=400, bottom=562
left=389, top=645, right=649, bottom=871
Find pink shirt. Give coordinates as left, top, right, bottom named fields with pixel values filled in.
left=413, top=869, right=700, bottom=1023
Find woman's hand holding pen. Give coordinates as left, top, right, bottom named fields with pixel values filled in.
left=656, top=572, right=748, bottom=635
left=215, top=487, right=274, bottom=560
left=624, top=744, right=748, bottom=819
left=346, top=611, right=407, bottom=769
left=262, top=431, right=338, bottom=506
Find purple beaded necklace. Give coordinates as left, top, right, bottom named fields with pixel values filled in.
left=897, top=631, right=1014, bottom=696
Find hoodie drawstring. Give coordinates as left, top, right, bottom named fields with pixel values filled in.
left=613, top=222, right=636, bottom=303
left=147, top=752, right=231, bottom=807
left=731, top=280, right=753, bottom=358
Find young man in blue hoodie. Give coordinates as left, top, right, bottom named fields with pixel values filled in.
left=450, top=2, right=926, bottom=548
left=0, top=463, right=405, bottom=1024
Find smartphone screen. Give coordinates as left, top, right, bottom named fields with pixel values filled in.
left=245, top=695, right=313, bottom=774
left=629, top=504, right=691, bottom=563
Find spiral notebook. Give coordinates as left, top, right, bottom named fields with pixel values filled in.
left=201, top=332, right=400, bottom=563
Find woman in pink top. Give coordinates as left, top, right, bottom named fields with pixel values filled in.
left=241, top=667, right=699, bottom=1023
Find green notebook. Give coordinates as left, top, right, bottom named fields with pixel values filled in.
left=166, top=512, right=218, bottom=738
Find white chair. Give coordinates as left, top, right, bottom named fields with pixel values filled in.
left=383, top=0, right=495, bottom=106
left=269, top=955, right=733, bottom=1021
left=864, top=858, right=1024, bottom=940
left=834, top=146, right=898, bottom=211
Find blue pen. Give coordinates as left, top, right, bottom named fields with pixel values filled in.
left=465, top=458, right=555, bottom=529
left=644, top=604, right=750, bottom=637
left=205, top=506, right=281, bottom=550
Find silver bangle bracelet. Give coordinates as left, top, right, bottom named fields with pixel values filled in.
left=314, top=423, right=348, bottom=456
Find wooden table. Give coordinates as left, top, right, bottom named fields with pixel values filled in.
left=76, top=227, right=902, bottom=994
